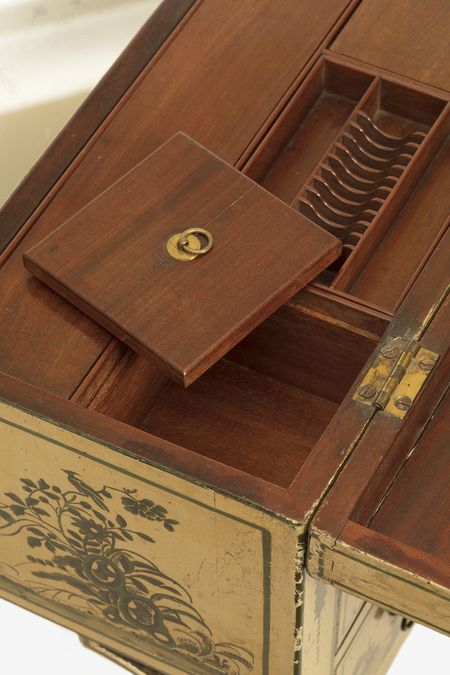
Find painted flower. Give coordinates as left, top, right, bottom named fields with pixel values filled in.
left=122, top=496, right=163, bottom=519
left=0, top=472, right=252, bottom=672
left=72, top=516, right=109, bottom=543
left=118, top=592, right=157, bottom=629
left=82, top=554, right=124, bottom=590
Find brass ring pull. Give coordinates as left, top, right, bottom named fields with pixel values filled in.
left=166, top=227, right=214, bottom=261
left=178, top=228, right=213, bottom=255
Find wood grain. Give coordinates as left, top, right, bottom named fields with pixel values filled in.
left=244, top=58, right=374, bottom=203
left=332, top=0, right=450, bottom=90
left=0, top=0, right=352, bottom=397
left=24, top=133, right=340, bottom=385
left=308, top=247, right=450, bottom=630
left=349, top=138, right=450, bottom=309
left=142, top=358, right=338, bottom=487
left=0, top=0, right=198, bottom=253
left=370, top=388, right=450, bottom=558
left=0, top=0, right=449, bottom=635
left=229, top=304, right=377, bottom=403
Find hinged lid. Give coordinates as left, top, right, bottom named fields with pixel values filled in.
left=23, top=132, right=340, bottom=385
left=307, top=229, right=450, bottom=634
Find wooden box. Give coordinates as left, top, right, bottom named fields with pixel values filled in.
left=0, top=2, right=449, bottom=674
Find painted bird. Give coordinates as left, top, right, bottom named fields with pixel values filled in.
left=63, top=470, right=108, bottom=510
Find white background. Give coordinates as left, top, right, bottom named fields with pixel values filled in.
left=0, top=598, right=448, bottom=673
left=0, top=0, right=448, bottom=672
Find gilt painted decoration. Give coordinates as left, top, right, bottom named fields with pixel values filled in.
left=0, top=400, right=298, bottom=675
left=0, top=470, right=254, bottom=674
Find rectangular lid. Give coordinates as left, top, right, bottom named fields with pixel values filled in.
left=23, top=132, right=340, bottom=386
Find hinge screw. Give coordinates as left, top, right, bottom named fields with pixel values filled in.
left=358, top=383, right=377, bottom=399
left=380, top=344, right=399, bottom=359
left=395, top=395, right=412, bottom=411
left=418, top=355, right=436, bottom=372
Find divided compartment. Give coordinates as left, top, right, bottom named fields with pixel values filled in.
left=79, top=299, right=384, bottom=489
left=298, top=76, right=449, bottom=295
left=245, top=55, right=450, bottom=309
left=243, top=58, right=375, bottom=203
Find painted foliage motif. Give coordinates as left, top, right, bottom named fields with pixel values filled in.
left=0, top=470, right=254, bottom=674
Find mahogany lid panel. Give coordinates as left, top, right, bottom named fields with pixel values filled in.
left=0, top=0, right=353, bottom=398
left=24, top=133, right=340, bottom=385
left=332, top=0, right=450, bottom=91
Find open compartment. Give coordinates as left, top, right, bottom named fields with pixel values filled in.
left=344, top=142, right=450, bottom=311
left=78, top=298, right=383, bottom=489
left=310, top=356, right=450, bottom=633
left=317, top=79, right=449, bottom=296
left=245, top=54, right=450, bottom=311
left=244, top=58, right=375, bottom=203
left=294, top=75, right=449, bottom=297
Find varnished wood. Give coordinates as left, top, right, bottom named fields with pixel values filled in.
left=24, top=133, right=340, bottom=385
left=73, top=293, right=381, bottom=490
left=311, top=230, right=450, bottom=537
left=0, top=358, right=368, bottom=522
left=331, top=102, right=449, bottom=293
left=229, top=304, right=378, bottom=404
left=332, top=0, right=450, bottom=90
left=349, top=142, right=450, bottom=310
left=0, top=0, right=198, bottom=253
left=308, top=234, right=450, bottom=633
left=245, top=51, right=449, bottom=312
left=370, top=388, right=450, bottom=558
left=0, top=0, right=354, bottom=399
left=142, top=359, right=339, bottom=486
left=244, top=58, right=374, bottom=203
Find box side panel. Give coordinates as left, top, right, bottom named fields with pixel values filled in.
left=300, top=573, right=409, bottom=675
left=0, top=400, right=298, bottom=675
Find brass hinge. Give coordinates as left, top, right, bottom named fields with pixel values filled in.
left=354, top=336, right=439, bottom=419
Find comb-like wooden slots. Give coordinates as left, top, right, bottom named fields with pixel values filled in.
left=243, top=58, right=375, bottom=203
left=328, top=82, right=449, bottom=294
left=245, top=55, right=449, bottom=307
left=295, top=77, right=446, bottom=280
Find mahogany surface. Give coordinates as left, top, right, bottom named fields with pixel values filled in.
left=371, top=388, right=450, bottom=558
left=142, top=358, right=339, bottom=487
left=312, top=229, right=450, bottom=538
left=0, top=0, right=353, bottom=398
left=24, top=133, right=339, bottom=385
left=349, top=139, right=450, bottom=309
left=0, top=0, right=447, bottom=523
left=332, top=0, right=450, bottom=90
left=309, top=233, right=450, bottom=631
left=0, top=0, right=447, bottom=522
left=0, top=0, right=197, bottom=252
left=244, top=50, right=449, bottom=311
left=246, top=59, right=373, bottom=203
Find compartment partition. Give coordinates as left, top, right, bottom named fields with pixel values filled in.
left=349, top=166, right=450, bottom=311
left=325, top=82, right=449, bottom=293
left=245, top=55, right=450, bottom=311
left=68, top=57, right=450, bottom=489
left=243, top=59, right=374, bottom=203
